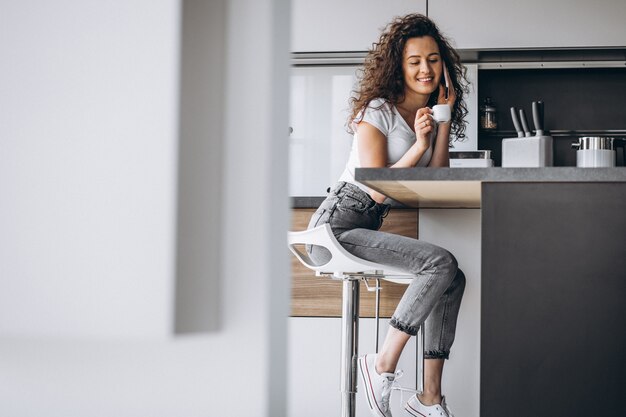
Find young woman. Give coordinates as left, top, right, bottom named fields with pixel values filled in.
left=307, top=14, right=469, bottom=417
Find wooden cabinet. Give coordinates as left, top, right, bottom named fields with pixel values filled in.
left=290, top=208, right=418, bottom=317
left=430, top=0, right=626, bottom=49
left=291, top=0, right=426, bottom=52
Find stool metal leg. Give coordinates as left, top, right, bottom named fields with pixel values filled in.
left=374, top=278, right=381, bottom=353
left=340, top=278, right=360, bottom=417
left=416, top=325, right=424, bottom=394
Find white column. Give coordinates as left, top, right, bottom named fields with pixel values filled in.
left=0, top=0, right=291, bottom=415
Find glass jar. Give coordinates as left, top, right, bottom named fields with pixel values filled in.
left=480, top=97, right=498, bottom=131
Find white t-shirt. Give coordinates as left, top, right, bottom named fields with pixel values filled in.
left=338, top=98, right=436, bottom=193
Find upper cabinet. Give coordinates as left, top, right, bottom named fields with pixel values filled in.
left=430, top=0, right=626, bottom=50
left=291, top=0, right=427, bottom=52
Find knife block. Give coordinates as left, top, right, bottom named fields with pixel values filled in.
left=501, top=135, right=553, bottom=167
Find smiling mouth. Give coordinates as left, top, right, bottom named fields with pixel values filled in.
left=417, top=77, right=433, bottom=82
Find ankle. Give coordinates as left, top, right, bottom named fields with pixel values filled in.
left=418, top=392, right=442, bottom=406
left=374, top=355, right=395, bottom=374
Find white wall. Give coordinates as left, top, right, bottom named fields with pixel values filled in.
left=0, top=0, right=179, bottom=339
left=419, top=209, right=481, bottom=417
left=0, top=1, right=291, bottom=416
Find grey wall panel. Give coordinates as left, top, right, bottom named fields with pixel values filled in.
left=481, top=183, right=626, bottom=416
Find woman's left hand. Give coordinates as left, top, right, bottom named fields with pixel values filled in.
left=437, top=64, right=456, bottom=109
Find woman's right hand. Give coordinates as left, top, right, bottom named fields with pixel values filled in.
left=413, top=107, right=434, bottom=150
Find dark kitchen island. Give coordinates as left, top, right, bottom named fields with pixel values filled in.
left=356, top=167, right=626, bottom=417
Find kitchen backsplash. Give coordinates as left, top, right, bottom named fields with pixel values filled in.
left=477, top=67, right=626, bottom=166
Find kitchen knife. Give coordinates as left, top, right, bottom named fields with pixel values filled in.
left=519, top=108, right=532, bottom=137
left=510, top=107, right=524, bottom=138
left=532, top=101, right=544, bottom=136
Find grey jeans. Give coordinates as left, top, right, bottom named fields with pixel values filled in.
left=307, top=182, right=466, bottom=359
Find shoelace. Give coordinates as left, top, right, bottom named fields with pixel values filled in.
left=388, top=370, right=419, bottom=409
left=379, top=369, right=409, bottom=413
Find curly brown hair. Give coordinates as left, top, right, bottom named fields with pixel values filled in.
left=349, top=14, right=469, bottom=142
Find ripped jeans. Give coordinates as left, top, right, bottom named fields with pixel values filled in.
left=307, top=182, right=466, bottom=359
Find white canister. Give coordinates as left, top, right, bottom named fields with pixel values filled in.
left=572, top=137, right=616, bottom=167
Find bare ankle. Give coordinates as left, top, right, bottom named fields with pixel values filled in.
left=374, top=355, right=395, bottom=374
left=418, top=392, right=442, bottom=406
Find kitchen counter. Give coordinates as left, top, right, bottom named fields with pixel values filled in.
left=295, top=168, right=626, bottom=208
left=355, top=167, right=626, bottom=208
left=353, top=166, right=626, bottom=417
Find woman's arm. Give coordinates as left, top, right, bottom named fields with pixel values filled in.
left=428, top=121, right=451, bottom=167
left=357, top=120, right=430, bottom=204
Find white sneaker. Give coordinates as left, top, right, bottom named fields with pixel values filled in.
left=404, top=394, right=454, bottom=417
left=441, top=397, right=454, bottom=417
left=358, top=354, right=396, bottom=417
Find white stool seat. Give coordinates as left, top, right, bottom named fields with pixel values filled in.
left=288, top=223, right=413, bottom=283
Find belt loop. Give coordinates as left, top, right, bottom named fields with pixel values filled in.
left=334, top=182, right=346, bottom=195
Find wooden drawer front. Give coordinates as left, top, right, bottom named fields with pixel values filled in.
left=290, top=208, right=418, bottom=318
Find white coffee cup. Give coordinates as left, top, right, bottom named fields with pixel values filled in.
left=432, top=104, right=451, bottom=123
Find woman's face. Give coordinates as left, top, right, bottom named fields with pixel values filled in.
left=401, top=36, right=442, bottom=98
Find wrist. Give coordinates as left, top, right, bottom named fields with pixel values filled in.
left=412, top=141, right=429, bottom=154
left=437, top=121, right=452, bottom=133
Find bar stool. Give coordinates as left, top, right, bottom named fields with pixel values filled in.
left=288, top=223, right=424, bottom=417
